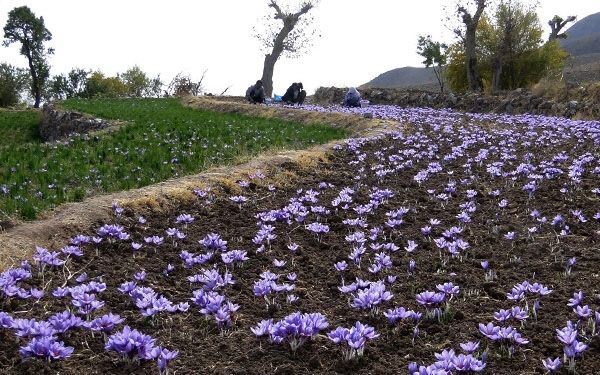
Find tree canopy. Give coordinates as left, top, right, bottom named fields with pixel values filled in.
left=3, top=6, right=53, bottom=108
left=446, top=0, right=568, bottom=93
left=417, top=35, right=449, bottom=92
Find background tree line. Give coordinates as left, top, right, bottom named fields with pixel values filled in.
left=0, top=5, right=207, bottom=108
left=0, top=62, right=208, bottom=107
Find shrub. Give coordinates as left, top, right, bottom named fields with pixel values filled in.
left=83, top=71, right=127, bottom=98
left=0, top=63, right=28, bottom=107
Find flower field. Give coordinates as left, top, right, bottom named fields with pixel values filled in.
left=1, top=103, right=600, bottom=374
left=0, top=98, right=346, bottom=220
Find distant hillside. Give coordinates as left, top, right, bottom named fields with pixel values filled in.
left=560, top=12, right=600, bottom=56
left=361, top=67, right=440, bottom=90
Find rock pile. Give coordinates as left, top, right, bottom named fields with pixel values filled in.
left=39, top=103, right=111, bottom=142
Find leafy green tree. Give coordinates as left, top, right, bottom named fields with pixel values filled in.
left=446, top=0, right=568, bottom=93
left=0, top=63, right=29, bottom=107
left=83, top=71, right=126, bottom=98
left=46, top=68, right=90, bottom=100
left=46, top=74, right=69, bottom=100
left=120, top=66, right=150, bottom=97
left=417, top=35, right=448, bottom=92
left=147, top=75, right=163, bottom=98
left=120, top=66, right=163, bottom=97
left=3, top=6, right=53, bottom=108
left=445, top=44, right=469, bottom=92
left=67, top=68, right=90, bottom=98
left=481, top=0, right=543, bottom=93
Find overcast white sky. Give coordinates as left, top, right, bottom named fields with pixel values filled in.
left=0, top=0, right=597, bottom=95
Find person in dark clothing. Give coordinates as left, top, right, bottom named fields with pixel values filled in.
left=281, top=82, right=306, bottom=105
left=245, top=80, right=266, bottom=104
left=343, top=87, right=361, bottom=108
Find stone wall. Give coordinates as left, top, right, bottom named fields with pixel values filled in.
left=39, top=103, right=111, bottom=142
left=312, top=86, right=600, bottom=119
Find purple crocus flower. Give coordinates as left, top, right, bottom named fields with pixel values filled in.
left=416, top=291, right=446, bottom=306
left=460, top=341, right=480, bottom=353
left=542, top=357, right=561, bottom=372
left=89, top=313, right=124, bottom=333
left=479, top=322, right=500, bottom=340
left=334, top=261, right=348, bottom=272
left=157, top=348, right=179, bottom=374
left=175, top=213, right=194, bottom=225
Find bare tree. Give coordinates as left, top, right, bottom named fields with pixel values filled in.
left=454, top=0, right=487, bottom=92
left=165, top=70, right=206, bottom=97
left=548, top=15, right=576, bottom=41
left=254, top=0, right=318, bottom=97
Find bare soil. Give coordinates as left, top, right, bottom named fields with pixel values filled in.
left=1, top=126, right=599, bottom=374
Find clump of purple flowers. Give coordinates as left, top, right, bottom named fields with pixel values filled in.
left=19, top=336, right=74, bottom=361
left=478, top=322, right=529, bottom=357
left=251, top=312, right=328, bottom=353
left=105, top=326, right=177, bottom=372
left=328, top=321, right=379, bottom=360
left=253, top=270, right=294, bottom=308
left=190, top=289, right=239, bottom=329
left=408, top=347, right=486, bottom=374
left=175, top=213, right=194, bottom=226
left=306, top=222, right=329, bottom=242
left=97, top=224, right=129, bottom=243
left=556, top=321, right=588, bottom=372
left=348, top=280, right=393, bottom=315
left=199, top=233, right=228, bottom=252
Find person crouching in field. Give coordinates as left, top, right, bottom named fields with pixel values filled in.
left=343, top=87, right=361, bottom=108
left=282, top=82, right=306, bottom=105
left=246, top=80, right=266, bottom=104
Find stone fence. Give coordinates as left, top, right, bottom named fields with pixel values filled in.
left=312, top=87, right=600, bottom=119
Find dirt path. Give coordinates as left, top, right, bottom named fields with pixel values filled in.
left=0, top=98, right=398, bottom=270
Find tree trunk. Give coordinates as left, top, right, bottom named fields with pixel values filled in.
left=465, top=27, right=483, bottom=92
left=260, top=23, right=290, bottom=97
left=261, top=54, right=277, bottom=98
left=24, top=48, right=41, bottom=108
left=433, top=66, right=445, bottom=93
left=459, top=0, right=485, bottom=92
left=491, top=57, right=502, bottom=95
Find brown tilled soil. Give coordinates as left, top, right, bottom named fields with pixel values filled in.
left=1, top=131, right=600, bottom=374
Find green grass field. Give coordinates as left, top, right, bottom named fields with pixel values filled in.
left=0, top=98, right=347, bottom=220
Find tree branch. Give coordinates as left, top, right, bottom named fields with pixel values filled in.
left=473, top=0, right=485, bottom=23
left=296, top=2, right=314, bottom=17
left=268, top=0, right=285, bottom=19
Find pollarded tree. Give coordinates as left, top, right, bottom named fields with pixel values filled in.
left=3, top=6, right=53, bottom=108
left=254, top=0, right=318, bottom=97
left=548, top=15, right=576, bottom=42
left=453, top=0, right=487, bottom=92
left=417, top=35, right=449, bottom=92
